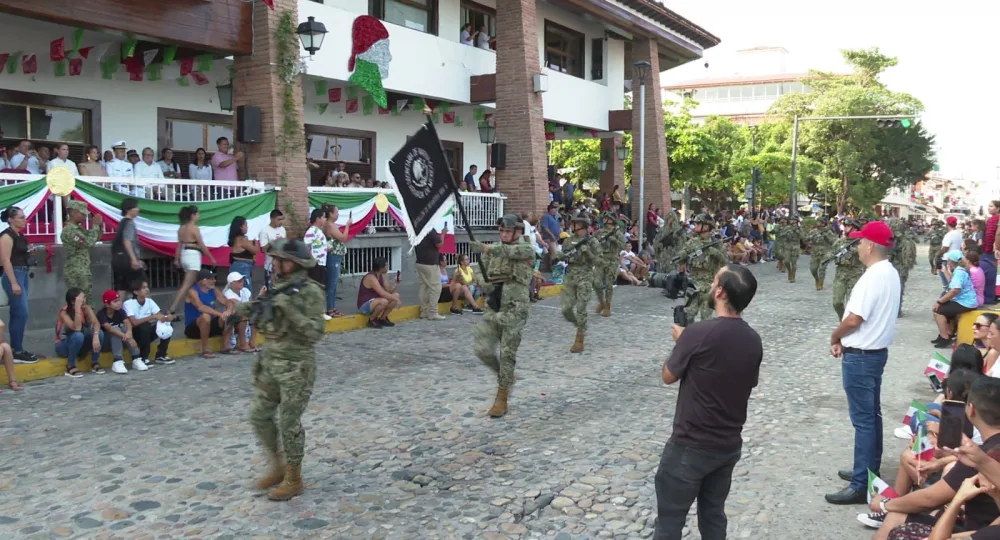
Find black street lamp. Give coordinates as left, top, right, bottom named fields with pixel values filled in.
left=615, top=143, right=627, bottom=161
left=216, top=81, right=233, bottom=112
left=597, top=153, right=608, bottom=172
left=297, top=16, right=328, bottom=56
left=478, top=122, right=496, bottom=145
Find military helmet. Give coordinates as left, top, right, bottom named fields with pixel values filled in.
left=887, top=217, right=904, bottom=235
left=570, top=215, right=591, bottom=228
left=816, top=216, right=829, bottom=224
left=270, top=238, right=317, bottom=269
left=601, top=212, right=617, bottom=224
left=842, top=218, right=861, bottom=229
left=693, top=213, right=714, bottom=227
left=499, top=213, right=524, bottom=231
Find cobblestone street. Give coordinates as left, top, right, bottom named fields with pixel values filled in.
left=0, top=251, right=943, bottom=539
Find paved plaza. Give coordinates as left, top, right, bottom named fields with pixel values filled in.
left=0, top=251, right=943, bottom=539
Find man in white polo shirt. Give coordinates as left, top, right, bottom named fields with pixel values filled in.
left=825, top=220, right=901, bottom=505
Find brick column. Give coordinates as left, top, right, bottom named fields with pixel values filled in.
left=494, top=0, right=548, bottom=217
left=630, top=37, right=672, bottom=219
left=232, top=0, right=310, bottom=235
left=600, top=135, right=624, bottom=198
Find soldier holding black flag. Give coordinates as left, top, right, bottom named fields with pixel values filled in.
left=470, top=214, right=535, bottom=418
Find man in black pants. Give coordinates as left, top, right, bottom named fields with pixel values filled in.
left=655, top=264, right=763, bottom=540
left=123, top=280, right=175, bottom=365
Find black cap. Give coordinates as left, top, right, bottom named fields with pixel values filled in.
left=197, top=269, right=215, bottom=282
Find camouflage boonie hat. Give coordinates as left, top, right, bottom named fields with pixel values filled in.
left=66, top=200, right=89, bottom=215
left=499, top=213, right=523, bottom=230
left=269, top=238, right=316, bottom=269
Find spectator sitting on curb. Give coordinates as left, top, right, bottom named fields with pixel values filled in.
left=184, top=269, right=233, bottom=358
left=97, top=290, right=144, bottom=371
left=55, top=288, right=106, bottom=378
left=0, top=319, right=22, bottom=391
left=358, top=257, right=400, bottom=329
left=222, top=272, right=258, bottom=354
left=123, top=280, right=175, bottom=370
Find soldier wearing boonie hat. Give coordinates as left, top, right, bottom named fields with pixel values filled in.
left=60, top=200, right=103, bottom=298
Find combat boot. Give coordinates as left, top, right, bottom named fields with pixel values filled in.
left=488, top=387, right=509, bottom=418
left=788, top=269, right=796, bottom=283
left=254, top=453, right=286, bottom=490
left=601, top=303, right=611, bottom=317
left=594, top=300, right=605, bottom=314
left=777, top=261, right=784, bottom=272
left=570, top=330, right=585, bottom=353
left=816, top=280, right=824, bottom=291
left=267, top=465, right=303, bottom=501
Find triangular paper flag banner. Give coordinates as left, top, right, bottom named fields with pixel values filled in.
left=378, top=105, right=390, bottom=115
left=317, top=103, right=328, bottom=115
left=123, top=56, right=143, bottom=74
left=362, top=95, right=375, bottom=115
left=195, top=54, right=213, bottom=72
left=6, top=51, right=21, bottom=74
left=544, top=122, right=556, bottom=133
left=143, top=49, right=159, bottom=66
left=176, top=76, right=190, bottom=87
left=70, top=28, right=84, bottom=53
left=69, top=58, right=83, bottom=76
left=22, top=55, right=37, bottom=75
left=314, top=79, right=327, bottom=97
left=122, top=35, right=137, bottom=58
left=191, top=72, right=210, bottom=85
left=162, top=46, right=177, bottom=66
left=438, top=102, right=451, bottom=114
left=129, top=69, right=143, bottom=82
left=396, top=99, right=408, bottom=112
left=262, top=0, right=275, bottom=8
left=179, top=57, right=194, bottom=76
left=145, top=63, right=162, bottom=81
left=346, top=86, right=358, bottom=100
left=432, top=111, right=441, bottom=123
left=443, top=111, right=456, bottom=124
left=77, top=47, right=93, bottom=59
left=454, top=115, right=463, bottom=127
left=390, top=106, right=402, bottom=117
left=50, top=38, right=66, bottom=62
left=474, top=108, right=485, bottom=121
left=345, top=98, right=359, bottom=114
left=53, top=60, right=66, bottom=77
left=93, top=43, right=111, bottom=61
left=328, top=88, right=341, bottom=103
left=100, top=57, right=117, bottom=79
left=412, top=97, right=425, bottom=110
left=0, top=54, right=8, bottom=74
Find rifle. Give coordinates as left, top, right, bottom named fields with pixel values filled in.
left=823, top=238, right=860, bottom=266
left=669, top=238, right=724, bottom=266
left=227, top=275, right=308, bottom=328
left=561, top=228, right=617, bottom=263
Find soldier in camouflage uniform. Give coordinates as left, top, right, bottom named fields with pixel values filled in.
left=928, top=220, right=946, bottom=274
left=888, top=218, right=918, bottom=315
left=680, top=214, right=730, bottom=322
left=773, top=218, right=787, bottom=273
left=652, top=210, right=685, bottom=274
left=779, top=217, right=803, bottom=283
left=60, top=201, right=103, bottom=299
left=806, top=216, right=837, bottom=290
left=832, top=219, right=865, bottom=320
left=470, top=214, right=535, bottom=418
left=593, top=212, right=626, bottom=317
left=238, top=239, right=326, bottom=501
left=559, top=216, right=600, bottom=353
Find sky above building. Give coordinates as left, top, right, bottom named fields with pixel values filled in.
left=661, top=0, right=998, bottom=187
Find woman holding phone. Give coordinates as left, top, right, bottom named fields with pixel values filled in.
left=0, top=206, right=39, bottom=362
left=322, top=205, right=352, bottom=317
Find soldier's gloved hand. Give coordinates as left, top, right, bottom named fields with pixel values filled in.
left=469, top=241, right=486, bottom=253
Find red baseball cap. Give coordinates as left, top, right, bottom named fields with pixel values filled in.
left=946, top=216, right=958, bottom=226
left=849, top=221, right=895, bottom=247
left=101, top=289, right=120, bottom=304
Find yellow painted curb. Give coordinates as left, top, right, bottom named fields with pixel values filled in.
left=2, top=284, right=563, bottom=385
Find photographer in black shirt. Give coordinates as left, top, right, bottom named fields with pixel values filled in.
left=655, top=264, right=763, bottom=540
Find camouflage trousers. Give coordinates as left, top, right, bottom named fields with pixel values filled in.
left=592, top=262, right=617, bottom=305
left=810, top=255, right=830, bottom=282
left=473, top=307, right=528, bottom=389
left=688, top=280, right=714, bottom=323
left=899, top=270, right=909, bottom=309
left=561, top=272, right=594, bottom=332
left=65, top=271, right=92, bottom=300
left=832, top=275, right=860, bottom=320
left=250, top=353, right=316, bottom=466
left=784, top=250, right=800, bottom=275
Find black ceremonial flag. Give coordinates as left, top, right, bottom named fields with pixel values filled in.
left=386, top=120, right=456, bottom=247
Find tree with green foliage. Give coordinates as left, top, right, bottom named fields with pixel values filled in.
left=768, top=47, right=935, bottom=214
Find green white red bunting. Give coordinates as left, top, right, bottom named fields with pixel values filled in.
left=308, top=190, right=455, bottom=252
left=0, top=179, right=52, bottom=233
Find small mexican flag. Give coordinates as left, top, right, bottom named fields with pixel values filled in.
left=912, top=417, right=935, bottom=461
left=924, top=352, right=950, bottom=379
left=902, top=399, right=928, bottom=427
left=867, top=469, right=898, bottom=503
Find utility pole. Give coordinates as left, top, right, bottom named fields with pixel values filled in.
left=789, top=114, right=916, bottom=215
left=750, top=125, right=759, bottom=215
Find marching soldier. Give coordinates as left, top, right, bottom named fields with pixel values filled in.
left=593, top=212, right=626, bottom=317
left=780, top=217, right=803, bottom=283
left=239, top=239, right=326, bottom=501
left=681, top=214, right=729, bottom=322
left=806, top=216, right=837, bottom=290
left=832, top=218, right=865, bottom=320
left=889, top=218, right=918, bottom=315
left=470, top=214, right=535, bottom=418
left=653, top=210, right=685, bottom=274
left=773, top=217, right=787, bottom=273
left=559, top=216, right=600, bottom=353
left=928, top=220, right=946, bottom=274
left=60, top=200, right=103, bottom=299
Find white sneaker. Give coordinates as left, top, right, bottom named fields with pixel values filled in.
left=111, top=360, right=128, bottom=374
left=894, top=425, right=913, bottom=440
left=323, top=314, right=332, bottom=321
left=132, top=358, right=149, bottom=371
left=427, top=314, right=446, bottom=321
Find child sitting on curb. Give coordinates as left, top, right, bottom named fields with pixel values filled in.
left=98, top=290, right=146, bottom=374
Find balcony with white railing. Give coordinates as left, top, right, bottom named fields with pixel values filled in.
left=306, top=186, right=505, bottom=232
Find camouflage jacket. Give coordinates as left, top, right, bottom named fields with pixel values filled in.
left=682, top=235, right=729, bottom=283
left=929, top=227, right=946, bottom=249
left=599, top=227, right=627, bottom=265
left=474, top=239, right=535, bottom=311
left=234, top=269, right=326, bottom=352
left=60, top=222, right=100, bottom=273
left=832, top=237, right=863, bottom=280
left=562, top=234, right=601, bottom=275
left=780, top=226, right=803, bottom=251
left=806, top=227, right=837, bottom=257
left=891, top=232, right=918, bottom=272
